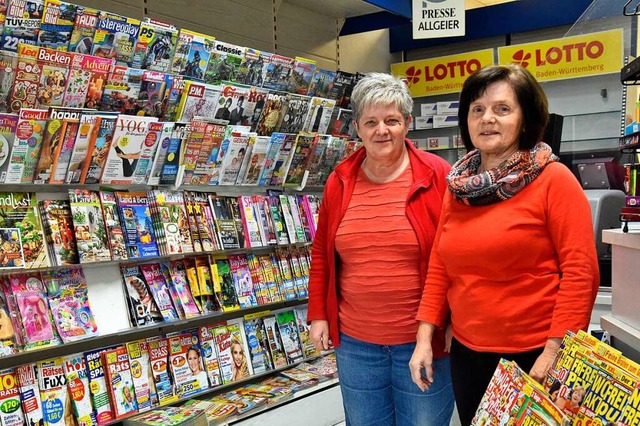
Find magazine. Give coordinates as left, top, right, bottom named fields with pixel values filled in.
left=121, top=265, right=163, bottom=326
left=0, top=368, right=26, bottom=426
left=43, top=267, right=99, bottom=343
left=62, top=353, right=97, bottom=425
left=68, top=189, right=111, bottom=263
left=103, top=346, right=139, bottom=419
left=115, top=191, right=159, bottom=259
left=101, top=115, right=159, bottom=185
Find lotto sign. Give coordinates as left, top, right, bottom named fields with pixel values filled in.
left=498, top=29, right=623, bottom=82
left=390, top=49, right=494, bottom=97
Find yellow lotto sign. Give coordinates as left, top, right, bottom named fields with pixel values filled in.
left=390, top=49, right=494, bottom=97
left=498, top=29, right=623, bottom=82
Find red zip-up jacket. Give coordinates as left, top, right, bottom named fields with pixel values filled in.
left=307, top=139, right=451, bottom=357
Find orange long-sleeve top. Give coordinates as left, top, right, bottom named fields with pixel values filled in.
left=416, top=162, right=599, bottom=352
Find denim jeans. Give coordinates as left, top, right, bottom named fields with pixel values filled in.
left=335, top=333, right=454, bottom=426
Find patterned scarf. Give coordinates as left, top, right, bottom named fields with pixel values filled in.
left=447, top=142, right=558, bottom=206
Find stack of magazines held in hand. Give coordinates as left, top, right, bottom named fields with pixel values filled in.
left=473, top=328, right=640, bottom=425
left=471, top=358, right=569, bottom=425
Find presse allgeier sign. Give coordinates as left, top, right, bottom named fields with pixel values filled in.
left=412, top=0, right=465, bottom=39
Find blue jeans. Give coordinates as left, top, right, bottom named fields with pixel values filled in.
left=335, top=333, right=454, bottom=426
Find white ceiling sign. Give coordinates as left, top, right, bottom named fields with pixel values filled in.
left=412, top=0, right=466, bottom=39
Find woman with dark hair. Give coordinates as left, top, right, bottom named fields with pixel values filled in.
left=409, top=64, right=599, bottom=425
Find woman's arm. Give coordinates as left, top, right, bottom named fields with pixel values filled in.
left=545, top=164, right=599, bottom=338
left=306, top=181, right=333, bottom=322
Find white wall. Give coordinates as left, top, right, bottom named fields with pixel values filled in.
left=338, top=29, right=400, bottom=74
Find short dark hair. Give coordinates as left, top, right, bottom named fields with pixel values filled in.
left=458, top=64, right=549, bottom=151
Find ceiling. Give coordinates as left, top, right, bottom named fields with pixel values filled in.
left=284, top=0, right=519, bottom=18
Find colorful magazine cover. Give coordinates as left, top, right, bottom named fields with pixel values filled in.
left=101, top=115, right=159, bottom=185
left=137, top=70, right=169, bottom=118
left=302, top=96, right=336, bottom=134
left=37, top=357, right=73, bottom=426
left=34, top=47, right=73, bottom=108
left=0, top=51, right=17, bottom=113
left=102, top=346, right=139, bottom=419
left=82, top=113, right=117, bottom=184
left=204, top=40, right=245, bottom=85
left=146, top=121, right=175, bottom=186
left=115, top=191, right=159, bottom=259
left=48, top=119, right=79, bottom=184
left=276, top=310, right=304, bottom=364
left=170, top=28, right=214, bottom=80
left=213, top=324, right=233, bottom=384
left=140, top=263, right=179, bottom=322
left=8, top=44, right=41, bottom=112
left=164, top=260, right=200, bottom=319
left=227, top=318, right=253, bottom=381
left=42, top=267, right=99, bottom=343
left=1, top=0, right=44, bottom=53
left=16, top=364, right=44, bottom=426
left=0, top=368, right=26, bottom=426
left=184, top=119, right=226, bottom=186
left=307, top=68, right=336, bottom=98
left=68, top=189, right=111, bottom=263
left=244, top=315, right=274, bottom=374
left=0, top=288, right=17, bottom=356
left=132, top=18, right=178, bottom=73
left=63, top=53, right=114, bottom=109
left=65, top=112, right=113, bottom=183
left=84, top=346, right=115, bottom=424
left=0, top=192, right=49, bottom=269
left=288, top=56, right=316, bottom=95
left=8, top=272, right=61, bottom=349
left=121, top=265, right=163, bottom=326
left=39, top=199, right=80, bottom=266
left=263, top=314, right=287, bottom=368
left=228, top=254, right=257, bottom=308
left=158, top=122, right=187, bottom=185
left=238, top=47, right=270, bottom=86
left=168, top=333, right=209, bottom=397
left=125, top=339, right=156, bottom=412
left=0, top=113, right=19, bottom=182
left=67, top=6, right=98, bottom=54
left=91, top=11, right=140, bottom=66
left=262, top=53, right=294, bottom=92
left=99, top=190, right=128, bottom=261
left=62, top=353, right=97, bottom=425
left=211, top=257, right=240, bottom=312
left=99, top=65, right=143, bottom=114
left=33, top=108, right=82, bottom=184
left=4, top=108, right=48, bottom=183
left=37, top=0, right=77, bottom=51
left=197, top=324, right=223, bottom=388
left=175, top=80, right=221, bottom=123
left=147, top=337, right=177, bottom=406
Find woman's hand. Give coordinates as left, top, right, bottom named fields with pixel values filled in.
left=409, top=322, right=436, bottom=391
left=445, top=323, right=453, bottom=352
left=529, top=337, right=562, bottom=384
left=310, top=320, right=331, bottom=351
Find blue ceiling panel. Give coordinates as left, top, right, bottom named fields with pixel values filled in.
left=362, top=0, right=412, bottom=19
left=341, top=0, right=595, bottom=52
left=341, top=11, right=410, bottom=35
